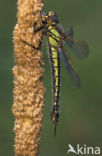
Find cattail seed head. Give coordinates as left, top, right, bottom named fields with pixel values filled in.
left=12, top=0, right=45, bottom=155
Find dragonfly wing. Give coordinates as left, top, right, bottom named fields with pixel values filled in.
left=58, top=48, right=80, bottom=88
left=66, top=27, right=89, bottom=59
left=71, top=40, right=89, bottom=59
left=68, top=26, right=73, bottom=37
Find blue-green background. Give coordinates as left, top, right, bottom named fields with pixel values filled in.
left=0, top=0, right=102, bottom=155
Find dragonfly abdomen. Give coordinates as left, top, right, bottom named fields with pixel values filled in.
left=49, top=46, right=60, bottom=133
left=48, top=26, right=61, bottom=134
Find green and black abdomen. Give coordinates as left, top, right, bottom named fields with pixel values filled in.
left=50, top=46, right=60, bottom=126
left=48, top=26, right=61, bottom=128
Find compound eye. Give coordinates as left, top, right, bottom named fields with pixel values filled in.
left=48, top=11, right=55, bottom=17
left=41, top=14, right=47, bottom=24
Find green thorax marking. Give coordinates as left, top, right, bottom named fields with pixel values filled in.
left=48, top=26, right=61, bottom=47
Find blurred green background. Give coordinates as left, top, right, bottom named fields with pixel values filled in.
left=0, top=0, right=102, bottom=155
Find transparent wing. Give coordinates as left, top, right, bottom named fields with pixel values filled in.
left=71, top=39, right=89, bottom=59
left=66, top=26, right=89, bottom=59
left=58, top=48, right=80, bottom=88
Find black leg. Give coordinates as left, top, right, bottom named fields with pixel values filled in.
left=20, top=39, right=41, bottom=50
left=33, top=22, right=45, bottom=33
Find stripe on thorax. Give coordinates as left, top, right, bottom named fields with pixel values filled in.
left=48, top=26, right=61, bottom=47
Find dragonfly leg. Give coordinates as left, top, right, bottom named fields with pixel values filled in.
left=20, top=38, right=41, bottom=50
left=33, top=22, right=45, bottom=33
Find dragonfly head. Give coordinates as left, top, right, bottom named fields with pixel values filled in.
left=40, top=11, right=47, bottom=24
left=41, top=11, right=59, bottom=25
left=47, top=11, right=59, bottom=25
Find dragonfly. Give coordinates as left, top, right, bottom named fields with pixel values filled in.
left=21, top=11, right=89, bottom=136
